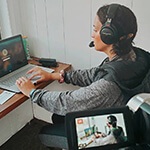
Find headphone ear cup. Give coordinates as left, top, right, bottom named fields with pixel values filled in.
left=100, top=23, right=119, bottom=44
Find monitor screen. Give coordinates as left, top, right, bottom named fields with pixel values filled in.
left=66, top=106, right=135, bottom=150
left=0, top=35, right=27, bottom=77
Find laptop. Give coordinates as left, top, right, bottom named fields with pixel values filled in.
left=66, top=106, right=150, bottom=150
left=0, top=34, right=54, bottom=93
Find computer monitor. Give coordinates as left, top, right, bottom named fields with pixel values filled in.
left=0, top=35, right=27, bottom=77
left=66, top=106, right=135, bottom=150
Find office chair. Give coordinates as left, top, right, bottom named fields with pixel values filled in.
left=128, top=93, right=150, bottom=145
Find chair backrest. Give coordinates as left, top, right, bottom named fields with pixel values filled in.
left=127, top=93, right=150, bottom=145
left=133, top=104, right=150, bottom=144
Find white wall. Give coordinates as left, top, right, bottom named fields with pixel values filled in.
left=132, top=0, right=150, bottom=50
left=1, top=0, right=150, bottom=70
left=0, top=0, right=12, bottom=37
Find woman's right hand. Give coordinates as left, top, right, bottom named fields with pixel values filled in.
left=26, top=66, right=60, bottom=83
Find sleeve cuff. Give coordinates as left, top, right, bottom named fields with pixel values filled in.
left=29, top=89, right=36, bottom=98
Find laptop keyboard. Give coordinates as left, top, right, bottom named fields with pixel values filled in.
left=0, top=66, right=33, bottom=87
left=0, top=64, right=54, bottom=93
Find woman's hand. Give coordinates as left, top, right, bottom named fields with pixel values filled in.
left=16, top=77, right=36, bottom=97
left=91, top=135, right=96, bottom=142
left=26, top=66, right=52, bottom=83
left=26, top=66, right=61, bottom=83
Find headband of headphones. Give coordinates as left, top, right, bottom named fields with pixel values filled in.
left=100, top=4, right=120, bottom=44
left=106, top=4, right=120, bottom=21
left=107, top=115, right=117, bottom=124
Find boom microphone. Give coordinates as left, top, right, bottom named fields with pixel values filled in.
left=89, top=41, right=94, bottom=47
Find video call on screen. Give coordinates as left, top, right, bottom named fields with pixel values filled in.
left=75, top=113, right=127, bottom=149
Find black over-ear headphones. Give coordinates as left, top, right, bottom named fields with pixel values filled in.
left=100, top=4, right=120, bottom=44
left=107, top=115, right=117, bottom=127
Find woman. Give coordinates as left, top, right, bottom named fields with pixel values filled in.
left=16, top=4, right=150, bottom=117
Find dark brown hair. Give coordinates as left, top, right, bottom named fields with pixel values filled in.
left=97, top=4, right=137, bottom=56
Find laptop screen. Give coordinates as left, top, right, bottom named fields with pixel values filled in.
left=0, top=35, right=27, bottom=77
left=66, top=106, right=135, bottom=150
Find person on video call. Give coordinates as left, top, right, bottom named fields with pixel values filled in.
left=91, top=115, right=126, bottom=146
left=16, top=4, right=150, bottom=123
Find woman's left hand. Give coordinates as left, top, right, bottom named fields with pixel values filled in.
left=16, top=77, right=36, bottom=97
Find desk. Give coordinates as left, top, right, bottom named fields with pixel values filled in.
left=0, top=59, right=71, bottom=146
left=0, top=59, right=71, bottom=119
